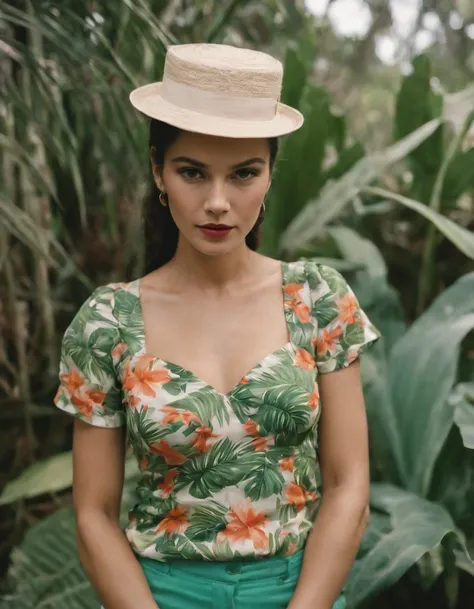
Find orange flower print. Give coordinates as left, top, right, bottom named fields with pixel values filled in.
left=295, top=348, right=316, bottom=371
left=71, top=388, right=106, bottom=418
left=284, top=283, right=304, bottom=300
left=287, top=299, right=310, bottom=324
left=287, top=542, right=298, bottom=555
left=140, top=456, right=149, bottom=471
left=127, top=394, right=142, bottom=409
left=156, top=505, right=189, bottom=535
left=252, top=436, right=267, bottom=451
left=122, top=356, right=171, bottom=398
left=162, top=406, right=200, bottom=426
left=193, top=426, right=219, bottom=452
left=279, top=456, right=294, bottom=472
left=315, top=326, right=343, bottom=356
left=60, top=368, right=85, bottom=395
left=111, top=342, right=127, bottom=363
left=243, top=419, right=259, bottom=436
left=240, top=376, right=250, bottom=384
left=217, top=502, right=269, bottom=550
left=285, top=483, right=319, bottom=512
left=285, top=483, right=307, bottom=512
left=308, top=382, right=319, bottom=411
left=157, top=469, right=178, bottom=498
left=337, top=293, right=359, bottom=325
left=149, top=440, right=187, bottom=465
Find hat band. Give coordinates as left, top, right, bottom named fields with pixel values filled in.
left=160, top=78, right=277, bottom=121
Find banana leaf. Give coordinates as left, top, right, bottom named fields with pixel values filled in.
left=0, top=451, right=140, bottom=505
left=450, top=383, right=474, bottom=450
left=280, top=118, right=441, bottom=251
left=345, top=483, right=473, bottom=608
left=387, top=273, right=474, bottom=495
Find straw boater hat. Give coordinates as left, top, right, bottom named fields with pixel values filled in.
left=129, top=43, right=304, bottom=138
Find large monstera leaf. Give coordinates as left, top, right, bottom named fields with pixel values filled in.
left=345, top=484, right=472, bottom=608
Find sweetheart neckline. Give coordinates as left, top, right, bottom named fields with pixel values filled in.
left=131, top=341, right=296, bottom=398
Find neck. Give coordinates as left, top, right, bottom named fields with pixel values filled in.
left=169, top=240, right=258, bottom=293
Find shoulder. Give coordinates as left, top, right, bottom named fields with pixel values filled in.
left=289, top=258, right=350, bottom=300
left=64, top=280, right=139, bottom=339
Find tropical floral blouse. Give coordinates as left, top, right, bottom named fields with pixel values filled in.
left=54, top=259, right=380, bottom=562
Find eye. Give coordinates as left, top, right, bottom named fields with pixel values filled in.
left=234, top=168, right=260, bottom=181
left=178, top=168, right=203, bottom=180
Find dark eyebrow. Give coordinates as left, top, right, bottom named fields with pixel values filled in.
left=231, top=157, right=266, bottom=169
left=171, top=156, right=266, bottom=170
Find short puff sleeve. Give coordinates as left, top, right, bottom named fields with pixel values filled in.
left=307, top=262, right=381, bottom=374
left=53, top=285, right=125, bottom=428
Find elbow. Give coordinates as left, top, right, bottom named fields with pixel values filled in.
left=75, top=506, right=120, bottom=543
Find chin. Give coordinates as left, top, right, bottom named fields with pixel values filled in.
left=189, top=237, right=239, bottom=257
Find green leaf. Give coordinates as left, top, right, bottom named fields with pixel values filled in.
left=442, top=148, right=474, bottom=204
left=352, top=276, right=406, bottom=356
left=387, top=273, right=474, bottom=494
left=450, top=383, right=474, bottom=449
left=280, top=45, right=307, bottom=110
left=345, top=483, right=473, bottom=607
left=169, top=389, right=230, bottom=427
left=179, top=438, right=247, bottom=499
left=185, top=502, right=228, bottom=542
left=321, top=141, right=365, bottom=183
left=2, top=508, right=97, bottom=609
left=394, top=54, right=444, bottom=179
left=258, top=386, right=311, bottom=435
left=0, top=452, right=74, bottom=506
left=280, top=118, right=441, bottom=252
left=364, top=187, right=474, bottom=260
left=0, top=452, right=139, bottom=505
left=327, top=226, right=387, bottom=279
left=360, top=353, right=404, bottom=485
left=428, top=426, right=474, bottom=531
left=240, top=452, right=285, bottom=500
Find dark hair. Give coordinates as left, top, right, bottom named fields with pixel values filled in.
left=142, top=119, right=279, bottom=274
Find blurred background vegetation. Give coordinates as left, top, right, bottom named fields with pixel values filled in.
left=1, top=0, right=474, bottom=607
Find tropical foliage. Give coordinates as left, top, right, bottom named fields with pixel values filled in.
left=1, top=0, right=474, bottom=608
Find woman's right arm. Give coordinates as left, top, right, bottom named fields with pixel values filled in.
left=73, top=419, right=159, bottom=609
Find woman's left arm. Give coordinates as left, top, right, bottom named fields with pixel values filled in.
left=288, top=359, right=370, bottom=609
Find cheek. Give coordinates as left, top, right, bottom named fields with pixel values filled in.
left=239, top=180, right=269, bottom=210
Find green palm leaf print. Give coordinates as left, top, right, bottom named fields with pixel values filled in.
left=239, top=452, right=285, bottom=501
left=185, top=502, right=228, bottom=542
left=177, top=438, right=248, bottom=498
left=168, top=389, right=230, bottom=426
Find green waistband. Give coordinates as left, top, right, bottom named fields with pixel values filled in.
left=138, top=549, right=304, bottom=584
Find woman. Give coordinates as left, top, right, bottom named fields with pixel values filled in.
left=54, top=43, right=380, bottom=609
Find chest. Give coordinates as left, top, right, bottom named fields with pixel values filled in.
left=138, top=281, right=292, bottom=397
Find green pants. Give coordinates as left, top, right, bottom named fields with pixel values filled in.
left=136, top=550, right=347, bottom=609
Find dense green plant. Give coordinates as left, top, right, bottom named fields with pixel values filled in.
left=2, top=2, right=474, bottom=608
left=343, top=269, right=474, bottom=607
left=266, top=49, right=474, bottom=323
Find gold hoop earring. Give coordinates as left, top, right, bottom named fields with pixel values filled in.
left=159, top=192, right=168, bottom=207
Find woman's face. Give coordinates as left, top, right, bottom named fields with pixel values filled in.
left=152, top=131, right=272, bottom=256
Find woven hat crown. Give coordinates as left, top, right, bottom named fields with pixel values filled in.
left=164, top=44, right=283, bottom=100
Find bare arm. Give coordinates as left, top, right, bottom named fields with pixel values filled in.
left=288, top=360, right=370, bottom=609
left=73, top=420, right=159, bottom=609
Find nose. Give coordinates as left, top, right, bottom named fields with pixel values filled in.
left=203, top=180, right=230, bottom=215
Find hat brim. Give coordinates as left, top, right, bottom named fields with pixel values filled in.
left=129, top=82, right=304, bottom=138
